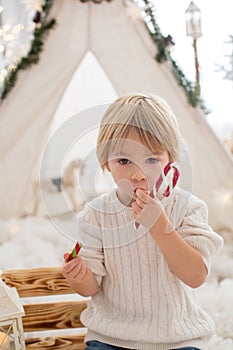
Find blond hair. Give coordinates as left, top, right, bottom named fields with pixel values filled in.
left=97, top=94, right=181, bottom=169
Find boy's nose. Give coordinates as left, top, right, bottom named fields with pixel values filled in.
left=131, top=165, right=146, bottom=181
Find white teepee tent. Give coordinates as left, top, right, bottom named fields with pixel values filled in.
left=0, top=0, right=232, bottom=230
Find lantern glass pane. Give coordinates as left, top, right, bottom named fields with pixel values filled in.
left=185, top=11, right=202, bottom=39
left=0, top=320, right=22, bottom=350
left=0, top=326, right=12, bottom=350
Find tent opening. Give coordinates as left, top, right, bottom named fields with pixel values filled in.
left=49, top=50, right=118, bottom=135
left=38, top=51, right=117, bottom=216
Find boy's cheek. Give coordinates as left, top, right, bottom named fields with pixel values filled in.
left=118, top=179, right=134, bottom=194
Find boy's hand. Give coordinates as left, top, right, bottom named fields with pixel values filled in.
left=61, top=253, right=92, bottom=287
left=132, top=189, right=171, bottom=232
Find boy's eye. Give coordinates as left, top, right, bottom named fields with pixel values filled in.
left=119, top=158, right=130, bottom=165
left=146, top=157, right=158, bottom=164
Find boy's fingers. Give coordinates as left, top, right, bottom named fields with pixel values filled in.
left=132, top=201, right=139, bottom=211
left=63, top=256, right=81, bottom=272
left=74, top=262, right=82, bottom=277
left=135, top=197, right=145, bottom=209
left=136, top=189, right=150, bottom=203
left=79, top=264, right=87, bottom=280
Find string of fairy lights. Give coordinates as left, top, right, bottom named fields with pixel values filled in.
left=0, top=0, right=205, bottom=112
left=0, top=6, right=23, bottom=94
left=0, top=0, right=55, bottom=102
left=132, top=0, right=207, bottom=113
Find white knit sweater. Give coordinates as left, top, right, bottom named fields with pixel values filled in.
left=76, top=188, right=223, bottom=350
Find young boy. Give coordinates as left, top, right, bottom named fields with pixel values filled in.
left=61, top=94, right=223, bottom=350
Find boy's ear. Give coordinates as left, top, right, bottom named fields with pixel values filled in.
left=105, top=162, right=110, bottom=172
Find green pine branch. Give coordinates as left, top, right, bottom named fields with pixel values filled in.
left=1, top=2, right=56, bottom=101
left=142, top=0, right=208, bottom=113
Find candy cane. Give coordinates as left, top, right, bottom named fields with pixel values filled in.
left=66, top=242, right=82, bottom=262
left=134, top=162, right=180, bottom=229
left=153, top=162, right=180, bottom=198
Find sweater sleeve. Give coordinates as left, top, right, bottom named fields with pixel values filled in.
left=176, top=196, right=223, bottom=274
left=76, top=204, right=106, bottom=286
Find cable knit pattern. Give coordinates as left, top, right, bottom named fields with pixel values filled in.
left=76, top=188, right=223, bottom=350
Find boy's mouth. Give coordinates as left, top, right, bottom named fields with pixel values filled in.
left=134, top=187, right=142, bottom=192
left=134, top=187, right=147, bottom=193
left=133, top=188, right=154, bottom=198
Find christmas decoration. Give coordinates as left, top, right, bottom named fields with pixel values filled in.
left=0, top=0, right=55, bottom=102
left=134, top=162, right=180, bottom=229
left=0, top=278, right=26, bottom=350
left=66, top=242, right=82, bottom=262
left=1, top=0, right=208, bottom=113
left=153, top=162, right=180, bottom=198
left=141, top=0, right=208, bottom=113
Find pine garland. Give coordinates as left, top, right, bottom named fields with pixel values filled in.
left=1, top=0, right=208, bottom=114
left=1, top=0, right=56, bottom=101
left=143, top=0, right=208, bottom=113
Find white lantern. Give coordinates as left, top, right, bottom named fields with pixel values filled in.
left=185, top=1, right=202, bottom=40
left=0, top=278, right=26, bottom=350
left=185, top=1, right=202, bottom=96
